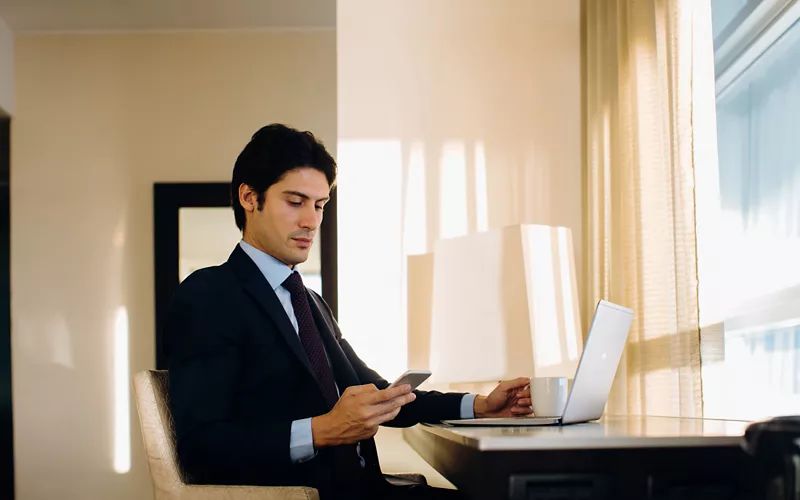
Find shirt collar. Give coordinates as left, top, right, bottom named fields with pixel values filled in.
left=238, top=240, right=296, bottom=291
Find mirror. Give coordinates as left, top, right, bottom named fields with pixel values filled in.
left=154, top=182, right=337, bottom=368
left=178, top=206, right=322, bottom=294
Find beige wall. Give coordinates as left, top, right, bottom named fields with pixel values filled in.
left=0, top=15, right=13, bottom=114
left=11, top=31, right=335, bottom=500
left=336, top=0, right=580, bottom=487
left=336, top=0, right=581, bottom=383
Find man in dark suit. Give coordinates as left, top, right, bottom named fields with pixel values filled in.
left=164, top=124, right=533, bottom=499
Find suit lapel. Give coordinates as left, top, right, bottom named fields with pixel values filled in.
left=228, top=246, right=317, bottom=383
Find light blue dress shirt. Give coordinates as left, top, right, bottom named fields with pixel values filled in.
left=239, top=240, right=477, bottom=464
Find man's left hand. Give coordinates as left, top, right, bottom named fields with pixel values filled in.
left=473, top=377, right=533, bottom=418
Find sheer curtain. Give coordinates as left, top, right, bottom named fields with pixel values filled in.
left=583, top=0, right=718, bottom=417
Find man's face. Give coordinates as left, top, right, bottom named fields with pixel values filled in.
left=240, top=167, right=330, bottom=268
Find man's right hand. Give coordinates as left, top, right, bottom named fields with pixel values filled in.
left=311, top=384, right=416, bottom=447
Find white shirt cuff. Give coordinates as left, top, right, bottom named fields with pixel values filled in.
left=289, top=418, right=316, bottom=463
left=460, top=394, right=478, bottom=419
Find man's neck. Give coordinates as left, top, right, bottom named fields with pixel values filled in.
left=241, top=235, right=294, bottom=269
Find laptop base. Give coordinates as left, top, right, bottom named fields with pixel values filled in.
left=442, top=416, right=561, bottom=426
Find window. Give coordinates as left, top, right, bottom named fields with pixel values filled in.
left=706, top=0, right=800, bottom=419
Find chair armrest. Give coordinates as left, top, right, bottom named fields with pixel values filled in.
left=181, top=484, right=319, bottom=500
left=384, top=473, right=428, bottom=486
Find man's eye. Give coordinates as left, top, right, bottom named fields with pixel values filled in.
left=288, top=201, right=302, bottom=207
left=315, top=205, right=324, bottom=211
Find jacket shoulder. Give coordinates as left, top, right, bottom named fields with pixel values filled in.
left=173, top=263, right=237, bottom=305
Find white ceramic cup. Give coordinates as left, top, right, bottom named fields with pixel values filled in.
left=530, top=377, right=569, bottom=417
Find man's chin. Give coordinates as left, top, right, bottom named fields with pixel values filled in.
left=287, top=250, right=310, bottom=266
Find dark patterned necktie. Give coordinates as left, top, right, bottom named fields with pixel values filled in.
left=282, top=271, right=340, bottom=408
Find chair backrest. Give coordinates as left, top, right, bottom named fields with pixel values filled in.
left=133, top=370, right=185, bottom=500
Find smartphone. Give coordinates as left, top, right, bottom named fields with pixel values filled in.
left=388, top=370, right=432, bottom=390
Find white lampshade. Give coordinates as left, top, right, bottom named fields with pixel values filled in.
left=417, top=224, right=583, bottom=384
left=406, top=252, right=435, bottom=372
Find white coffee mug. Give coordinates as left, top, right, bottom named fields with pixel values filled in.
left=530, top=377, right=569, bottom=417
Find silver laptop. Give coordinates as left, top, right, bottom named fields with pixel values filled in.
left=442, top=299, right=634, bottom=427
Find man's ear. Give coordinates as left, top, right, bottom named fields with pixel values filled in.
left=238, top=184, right=258, bottom=213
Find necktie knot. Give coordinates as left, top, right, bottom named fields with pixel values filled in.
left=282, top=271, right=305, bottom=297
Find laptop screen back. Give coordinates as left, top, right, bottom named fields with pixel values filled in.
left=561, top=300, right=634, bottom=424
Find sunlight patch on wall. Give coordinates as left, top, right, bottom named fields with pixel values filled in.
left=403, top=141, right=427, bottom=256
left=113, top=306, right=130, bottom=474
left=439, top=141, right=468, bottom=241
left=474, top=141, right=488, bottom=233
left=337, top=139, right=406, bottom=380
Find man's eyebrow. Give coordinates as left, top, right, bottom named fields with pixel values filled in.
left=282, top=190, right=330, bottom=203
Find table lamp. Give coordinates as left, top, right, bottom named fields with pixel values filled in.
left=408, top=224, right=583, bottom=385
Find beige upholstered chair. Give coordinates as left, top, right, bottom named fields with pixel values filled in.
left=133, top=370, right=320, bottom=500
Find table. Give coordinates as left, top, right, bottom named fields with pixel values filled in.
left=403, top=415, right=759, bottom=499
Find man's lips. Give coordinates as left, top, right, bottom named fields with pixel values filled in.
left=293, top=237, right=312, bottom=247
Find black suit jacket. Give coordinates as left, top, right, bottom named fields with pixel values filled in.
left=164, top=245, right=466, bottom=496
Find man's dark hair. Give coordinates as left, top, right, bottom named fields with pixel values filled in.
left=231, top=124, right=337, bottom=231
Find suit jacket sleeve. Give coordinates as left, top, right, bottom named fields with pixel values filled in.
left=310, top=291, right=467, bottom=428
left=165, top=270, right=295, bottom=482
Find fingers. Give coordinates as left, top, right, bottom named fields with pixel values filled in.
left=498, top=377, right=531, bottom=392
left=343, top=383, right=378, bottom=396
left=367, top=384, right=413, bottom=404
left=511, top=406, right=533, bottom=416
left=368, top=406, right=403, bottom=427
left=373, top=392, right=416, bottom=416
left=515, top=398, right=532, bottom=407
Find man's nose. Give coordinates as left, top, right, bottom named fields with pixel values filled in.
left=299, top=206, right=320, bottom=231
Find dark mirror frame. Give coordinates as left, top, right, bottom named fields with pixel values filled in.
left=1, top=116, right=12, bottom=500
left=153, top=182, right=338, bottom=369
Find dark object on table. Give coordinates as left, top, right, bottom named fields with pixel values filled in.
left=743, top=416, right=800, bottom=500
